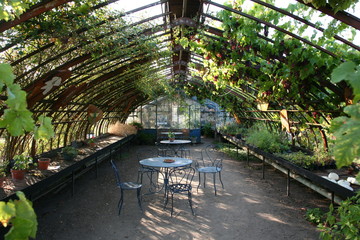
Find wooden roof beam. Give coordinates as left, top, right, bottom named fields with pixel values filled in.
left=296, top=0, right=360, bottom=30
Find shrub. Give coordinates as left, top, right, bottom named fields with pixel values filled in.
left=318, top=192, right=360, bottom=240
left=305, top=208, right=324, bottom=225
left=202, top=123, right=215, bottom=137
left=276, top=151, right=317, bottom=170
left=218, top=122, right=248, bottom=136
left=246, top=127, right=289, bottom=153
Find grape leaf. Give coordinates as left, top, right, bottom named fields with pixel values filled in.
left=1, top=109, right=35, bottom=136
left=5, top=217, right=36, bottom=240
left=0, top=201, right=16, bottom=227
left=331, top=61, right=356, bottom=83
left=11, top=192, right=37, bottom=238
left=34, top=115, right=55, bottom=140
left=6, top=85, right=28, bottom=110
left=330, top=104, right=360, bottom=168
left=0, top=63, right=15, bottom=87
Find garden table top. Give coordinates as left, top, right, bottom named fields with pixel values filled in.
left=160, top=132, right=183, bottom=135
left=160, top=140, right=191, bottom=144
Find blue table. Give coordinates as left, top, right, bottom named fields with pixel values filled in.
left=139, top=157, right=193, bottom=196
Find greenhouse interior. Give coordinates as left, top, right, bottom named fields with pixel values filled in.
left=0, top=0, right=359, bottom=239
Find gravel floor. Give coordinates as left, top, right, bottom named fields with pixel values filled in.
left=33, top=137, right=329, bottom=240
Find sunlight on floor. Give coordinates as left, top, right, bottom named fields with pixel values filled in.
left=243, top=196, right=261, bottom=204
left=257, top=213, right=288, bottom=224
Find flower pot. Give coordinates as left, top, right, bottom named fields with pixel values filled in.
left=89, top=142, right=96, bottom=148
left=11, top=169, right=26, bottom=180
left=169, top=138, right=175, bottom=142
left=38, top=158, right=51, bottom=170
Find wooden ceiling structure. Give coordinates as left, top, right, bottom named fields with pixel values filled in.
left=0, top=0, right=359, bottom=156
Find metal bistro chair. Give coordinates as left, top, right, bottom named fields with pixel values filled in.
left=164, top=166, right=196, bottom=217
left=136, top=150, right=160, bottom=183
left=110, top=160, right=143, bottom=215
left=136, top=150, right=164, bottom=194
left=195, top=144, right=224, bottom=196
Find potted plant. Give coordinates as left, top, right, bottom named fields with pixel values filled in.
left=11, top=153, right=33, bottom=180
left=168, top=132, right=175, bottom=142
left=87, top=137, right=96, bottom=148
left=38, top=158, right=51, bottom=170
left=61, top=146, right=78, bottom=161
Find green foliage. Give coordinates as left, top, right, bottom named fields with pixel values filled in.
left=34, top=115, right=55, bottom=141
left=129, top=122, right=143, bottom=130
left=168, top=132, right=175, bottom=138
left=305, top=208, right=324, bottom=225
left=277, top=151, right=317, bottom=169
left=331, top=61, right=360, bottom=102
left=61, top=146, right=78, bottom=158
left=303, top=0, right=358, bottom=13
left=202, top=123, right=215, bottom=137
left=12, top=154, right=33, bottom=170
left=0, top=191, right=37, bottom=240
left=0, top=0, right=31, bottom=21
left=330, top=104, right=360, bottom=169
left=218, top=122, right=247, bottom=136
left=330, top=61, right=360, bottom=170
left=0, top=63, right=54, bottom=140
left=0, top=163, right=7, bottom=177
left=318, top=192, right=360, bottom=240
left=246, top=126, right=290, bottom=153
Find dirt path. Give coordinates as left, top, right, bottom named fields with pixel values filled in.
left=34, top=137, right=328, bottom=240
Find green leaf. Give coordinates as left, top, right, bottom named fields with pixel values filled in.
left=34, top=115, right=55, bottom=141
left=330, top=104, right=360, bottom=168
left=0, top=201, right=16, bottom=227
left=6, top=84, right=28, bottom=110
left=5, top=217, right=36, bottom=240
left=12, top=192, right=37, bottom=238
left=0, top=63, right=15, bottom=87
left=1, top=109, right=35, bottom=136
left=331, top=61, right=356, bottom=83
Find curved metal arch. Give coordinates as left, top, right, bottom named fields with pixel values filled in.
left=204, top=1, right=338, bottom=58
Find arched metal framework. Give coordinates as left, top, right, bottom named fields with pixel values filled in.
left=0, top=0, right=359, bottom=158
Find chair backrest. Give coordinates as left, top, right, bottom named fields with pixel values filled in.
left=110, top=160, right=121, bottom=185
left=195, top=144, right=223, bottom=169
left=168, top=166, right=195, bottom=186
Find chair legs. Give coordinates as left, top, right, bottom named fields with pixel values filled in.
left=118, top=189, right=124, bottom=215
left=117, top=189, right=143, bottom=215
left=166, top=191, right=195, bottom=217
left=188, top=191, right=195, bottom=216
left=197, top=172, right=224, bottom=196
left=136, top=188, right=143, bottom=212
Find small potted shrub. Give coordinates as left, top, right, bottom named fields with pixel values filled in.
left=168, top=132, right=175, bottom=142
left=11, top=153, right=33, bottom=180
left=38, top=158, right=51, bottom=170
left=61, top=146, right=78, bottom=161
left=87, top=137, right=96, bottom=148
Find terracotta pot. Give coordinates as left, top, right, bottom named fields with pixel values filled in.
left=11, top=169, right=26, bottom=180
left=38, top=158, right=51, bottom=170
left=89, top=142, right=96, bottom=148
left=169, top=138, right=175, bottom=142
